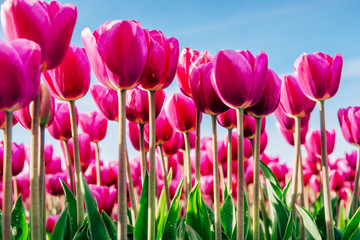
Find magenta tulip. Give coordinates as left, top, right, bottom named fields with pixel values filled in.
left=126, top=88, right=165, bottom=124
left=338, top=107, right=360, bottom=146
left=180, top=130, right=196, bottom=151
left=294, top=52, right=343, bottom=101
left=305, top=129, right=335, bottom=157
left=64, top=133, right=92, bottom=172
left=162, top=130, right=183, bottom=157
left=1, top=0, right=77, bottom=71
left=13, top=106, right=32, bottom=130
left=144, top=109, right=173, bottom=145
left=277, top=122, right=308, bottom=146
left=79, top=111, right=107, bottom=143
left=48, top=103, right=78, bottom=141
left=217, top=108, right=237, bottom=129
left=89, top=184, right=117, bottom=216
left=46, top=215, right=59, bottom=234
left=45, top=156, right=62, bottom=175
left=90, top=84, right=118, bottom=122
left=329, top=170, right=345, bottom=192
left=274, top=105, right=310, bottom=132
left=0, top=112, right=17, bottom=129
left=127, top=121, right=149, bottom=152
left=0, top=141, right=25, bottom=176
left=46, top=172, right=69, bottom=196
left=244, top=114, right=266, bottom=139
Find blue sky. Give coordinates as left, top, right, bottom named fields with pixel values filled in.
left=5, top=0, right=360, bottom=166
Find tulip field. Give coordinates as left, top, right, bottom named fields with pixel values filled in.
left=0, top=0, right=360, bottom=240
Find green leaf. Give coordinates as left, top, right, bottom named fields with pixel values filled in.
left=282, top=213, right=293, bottom=240
left=80, top=175, right=110, bottom=240
left=176, top=219, right=186, bottom=240
left=334, top=226, right=343, bottom=240
left=127, top=206, right=133, bottom=227
left=186, top=182, right=211, bottom=240
left=295, top=205, right=321, bottom=240
left=72, top=217, right=89, bottom=240
left=186, top=225, right=203, bottom=240
left=11, top=195, right=28, bottom=240
left=338, top=202, right=347, bottom=232
left=51, top=206, right=70, bottom=240
left=260, top=160, right=280, bottom=188
left=161, top=179, right=184, bottom=240
left=60, top=179, right=77, bottom=239
left=102, top=211, right=117, bottom=240
left=156, top=171, right=173, bottom=240
left=127, top=224, right=134, bottom=240
left=313, top=191, right=323, bottom=217
left=314, top=196, right=338, bottom=239
left=342, top=207, right=360, bottom=240
left=134, top=172, right=149, bottom=240
left=281, top=179, right=291, bottom=205
left=348, top=228, right=360, bottom=240
left=221, top=194, right=235, bottom=239
left=230, top=192, right=249, bottom=240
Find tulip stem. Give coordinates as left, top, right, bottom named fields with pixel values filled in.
left=184, top=132, right=192, bottom=200
left=30, top=94, right=41, bottom=240
left=94, top=142, right=101, bottom=186
left=351, top=146, right=360, bottom=216
left=318, top=100, right=335, bottom=240
left=39, top=125, right=46, bottom=240
left=227, top=128, right=233, bottom=193
left=290, top=117, right=301, bottom=222
left=68, top=100, right=84, bottom=227
left=297, top=148, right=305, bottom=240
left=117, top=90, right=127, bottom=240
left=148, top=90, right=156, bottom=240
left=139, top=123, right=146, bottom=183
left=260, top=186, right=270, bottom=240
left=158, top=145, right=171, bottom=210
left=252, top=117, right=262, bottom=240
left=236, top=108, right=245, bottom=240
left=13, top=176, right=18, bottom=198
left=126, top=149, right=137, bottom=220
left=195, top=109, right=201, bottom=182
left=2, top=111, right=13, bottom=240
left=211, top=115, right=222, bottom=240
left=63, top=140, right=75, bottom=193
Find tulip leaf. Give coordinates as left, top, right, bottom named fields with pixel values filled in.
left=127, top=224, right=134, bottom=240
left=161, top=179, right=183, bottom=240
left=127, top=206, right=133, bottom=226
left=11, top=194, right=28, bottom=240
left=221, top=194, right=236, bottom=239
left=314, top=196, right=338, bottom=239
left=260, top=160, right=280, bottom=188
left=281, top=179, right=291, bottom=205
left=156, top=170, right=173, bottom=239
left=80, top=175, right=110, bottom=240
left=342, top=207, right=360, bottom=240
left=134, top=171, right=149, bottom=240
left=186, top=182, right=211, bottom=240
left=51, top=206, right=70, bottom=240
left=186, top=225, right=203, bottom=240
left=60, top=179, right=77, bottom=238
left=72, top=217, right=89, bottom=240
left=295, top=205, right=322, bottom=240
left=348, top=227, right=360, bottom=240
left=102, top=211, right=117, bottom=240
left=177, top=218, right=186, bottom=240
left=282, top=212, right=293, bottom=240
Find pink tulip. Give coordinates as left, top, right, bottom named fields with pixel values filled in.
left=212, top=50, right=268, bottom=109
left=82, top=20, right=150, bottom=90
left=0, top=141, right=25, bottom=176
left=79, top=111, right=107, bottom=143
left=90, top=84, right=118, bottom=121
left=274, top=105, right=310, bottom=132
left=0, top=39, right=41, bottom=112
left=345, top=151, right=357, bottom=170
left=165, top=93, right=200, bottom=133
left=48, top=102, right=78, bottom=141
left=46, top=215, right=60, bottom=234
left=140, top=30, right=179, bottom=91
left=44, top=144, right=54, bottom=166
left=16, top=171, right=30, bottom=199
left=217, top=108, right=237, bottom=129
left=260, top=130, right=268, bottom=154
left=84, top=162, right=116, bottom=187
left=46, top=172, right=69, bottom=196
left=0, top=111, right=17, bottom=129
left=180, top=130, right=196, bottom=151
left=45, top=156, right=62, bottom=174
left=309, top=174, right=321, bottom=193
left=13, top=105, right=32, bottom=130
left=64, top=133, right=92, bottom=172
left=276, top=122, right=308, bottom=146
left=329, top=170, right=345, bottom=192
left=43, top=44, right=90, bottom=101
left=162, top=130, right=183, bottom=157
left=305, top=129, right=335, bottom=157
left=244, top=114, right=266, bottom=139
left=294, top=52, right=343, bottom=101
left=267, top=162, right=288, bottom=188
left=89, top=184, right=117, bottom=215
left=279, top=75, right=316, bottom=117
left=1, top=0, right=77, bottom=71
left=338, top=107, right=360, bottom=146
left=144, top=109, right=173, bottom=145
left=126, top=88, right=165, bottom=124
left=127, top=121, right=149, bottom=152
left=190, top=61, right=228, bottom=115
left=245, top=69, right=281, bottom=118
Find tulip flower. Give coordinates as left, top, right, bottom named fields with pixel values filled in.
left=217, top=108, right=237, bottom=130
left=274, top=105, right=310, bottom=132
left=45, top=156, right=62, bottom=175
left=162, top=130, right=183, bottom=157
left=277, top=122, right=309, bottom=146
left=89, top=184, right=117, bottom=216
left=46, top=215, right=60, bottom=234
left=0, top=141, right=25, bottom=177
left=212, top=49, right=268, bottom=240
left=244, top=114, right=266, bottom=139
left=64, top=133, right=92, bottom=172
left=0, top=111, right=17, bottom=130
left=46, top=172, right=69, bottom=196
left=294, top=52, right=343, bottom=238
left=305, top=129, right=335, bottom=158
left=90, top=84, right=119, bottom=121
left=127, top=121, right=149, bottom=153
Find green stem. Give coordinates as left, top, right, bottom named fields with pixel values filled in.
left=13, top=176, right=18, bottom=199
left=195, top=109, right=201, bottom=182
left=351, top=146, right=360, bottom=216
left=39, top=125, right=46, bottom=240
left=30, top=94, right=41, bottom=240
left=148, top=90, right=156, bottom=240
left=236, top=108, right=245, bottom=240
left=290, top=117, right=301, bottom=220
left=2, top=111, right=13, bottom=240
left=68, top=100, right=84, bottom=226
left=212, top=115, right=221, bottom=240
left=253, top=117, right=262, bottom=240
left=126, top=149, right=137, bottom=220
left=94, top=142, right=101, bottom=186
left=298, top=148, right=305, bottom=240
left=158, top=145, right=171, bottom=210
left=227, top=128, right=233, bottom=193
left=63, top=140, right=75, bottom=193
left=139, top=123, right=146, bottom=183
left=184, top=132, right=192, bottom=200
left=117, top=90, right=127, bottom=240
left=318, top=100, right=334, bottom=240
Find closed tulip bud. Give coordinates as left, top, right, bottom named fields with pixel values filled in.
left=294, top=52, right=343, bottom=101
left=44, top=144, right=54, bottom=166
left=217, top=108, right=237, bottom=129
left=43, top=44, right=90, bottom=101
left=79, top=111, right=108, bottom=143
left=274, top=105, right=310, bottom=132
left=144, top=109, right=173, bottom=145
left=46, top=172, right=69, bottom=196
left=165, top=93, right=200, bottom=133
left=309, top=174, right=320, bottom=193
left=305, top=129, right=335, bottom=157
left=48, top=102, right=78, bottom=141
left=212, top=50, right=268, bottom=109
left=46, top=215, right=60, bottom=234
left=140, top=30, right=179, bottom=91
left=338, top=107, right=360, bottom=146
left=90, top=84, right=118, bottom=121
left=0, top=141, right=25, bottom=176
left=45, top=156, right=62, bottom=174
left=13, top=105, right=32, bottom=130
left=126, top=88, right=165, bottom=124
left=260, top=130, right=268, bottom=154
left=0, top=111, right=17, bottom=129
left=64, top=133, right=92, bottom=172
left=329, top=170, right=345, bottom=192
left=345, top=151, right=357, bottom=170
left=244, top=114, right=266, bottom=139
left=127, top=121, right=149, bottom=152
left=1, top=0, right=77, bottom=71
left=89, top=184, right=117, bottom=215
left=162, top=130, right=183, bottom=157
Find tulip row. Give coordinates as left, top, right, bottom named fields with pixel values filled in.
left=0, top=0, right=359, bottom=240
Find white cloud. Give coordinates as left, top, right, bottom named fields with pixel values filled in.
left=342, top=57, right=360, bottom=78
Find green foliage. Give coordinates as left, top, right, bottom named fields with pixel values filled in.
left=342, top=207, right=360, bottom=240
left=51, top=206, right=70, bottom=240
left=11, top=195, right=28, bottom=240
left=134, top=171, right=149, bottom=240
left=296, top=205, right=322, bottom=240
left=60, top=179, right=78, bottom=239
